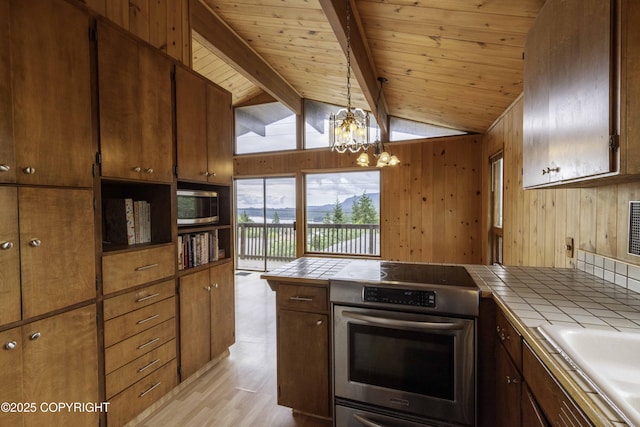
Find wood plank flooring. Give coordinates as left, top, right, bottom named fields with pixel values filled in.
left=134, top=272, right=332, bottom=427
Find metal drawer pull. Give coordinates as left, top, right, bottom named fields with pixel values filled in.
left=289, top=296, right=313, bottom=302
left=342, top=311, right=466, bottom=331
left=137, top=358, right=160, bottom=373
left=136, top=293, right=160, bottom=303
left=0, top=164, right=9, bottom=172
left=137, top=314, right=160, bottom=325
left=29, top=239, right=41, bottom=247
left=145, top=168, right=154, bottom=174
left=4, top=341, right=17, bottom=350
left=30, top=332, right=41, bottom=341
left=139, top=382, right=161, bottom=398
left=137, top=338, right=160, bottom=350
left=23, top=166, right=35, bottom=174
left=133, top=167, right=142, bottom=173
left=506, top=375, right=519, bottom=384
left=135, top=263, right=159, bottom=272
left=352, top=413, right=389, bottom=427
left=1, top=241, right=13, bottom=250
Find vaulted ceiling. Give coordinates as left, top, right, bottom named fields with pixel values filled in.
left=191, top=0, right=544, bottom=134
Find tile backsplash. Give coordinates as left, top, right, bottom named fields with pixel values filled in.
left=577, top=250, right=640, bottom=295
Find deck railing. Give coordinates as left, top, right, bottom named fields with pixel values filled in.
left=236, top=222, right=380, bottom=262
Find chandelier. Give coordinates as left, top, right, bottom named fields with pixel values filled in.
left=329, top=0, right=370, bottom=154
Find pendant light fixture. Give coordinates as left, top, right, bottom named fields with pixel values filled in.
left=329, top=0, right=370, bottom=154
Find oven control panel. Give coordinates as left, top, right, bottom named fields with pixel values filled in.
left=363, top=286, right=436, bottom=307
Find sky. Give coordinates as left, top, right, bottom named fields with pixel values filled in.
left=235, top=171, right=380, bottom=210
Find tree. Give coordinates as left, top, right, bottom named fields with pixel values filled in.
left=238, top=210, right=253, bottom=223
left=272, top=211, right=280, bottom=224
left=352, top=191, right=379, bottom=224
left=331, top=197, right=345, bottom=224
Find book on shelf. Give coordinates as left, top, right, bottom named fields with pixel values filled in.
left=178, top=229, right=219, bottom=270
left=103, top=198, right=151, bottom=246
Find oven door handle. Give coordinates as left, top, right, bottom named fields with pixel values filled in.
left=352, top=413, right=390, bottom=427
left=342, top=311, right=466, bottom=331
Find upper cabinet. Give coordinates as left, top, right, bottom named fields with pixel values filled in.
left=97, top=19, right=174, bottom=183
left=175, top=66, right=233, bottom=185
left=0, top=0, right=94, bottom=187
left=524, top=0, right=640, bottom=188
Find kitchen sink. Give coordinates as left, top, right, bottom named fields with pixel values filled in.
left=538, top=324, right=640, bottom=426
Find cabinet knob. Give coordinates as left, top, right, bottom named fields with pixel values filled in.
left=23, top=166, right=35, bottom=174
left=1, top=241, right=13, bottom=250
left=4, top=341, right=17, bottom=350
left=145, top=168, right=154, bottom=174
left=506, top=375, right=519, bottom=384
left=316, top=320, right=323, bottom=326
left=205, top=171, right=216, bottom=177
left=133, top=167, right=142, bottom=173
left=0, top=164, right=10, bottom=172
left=206, top=285, right=211, bottom=292
left=213, top=283, right=219, bottom=289
left=29, top=332, right=41, bottom=341
left=29, top=239, right=41, bottom=248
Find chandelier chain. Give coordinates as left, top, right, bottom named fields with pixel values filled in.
left=346, top=0, right=352, bottom=110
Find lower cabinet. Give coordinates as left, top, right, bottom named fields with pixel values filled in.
left=103, top=280, right=177, bottom=427
left=275, top=283, right=330, bottom=417
left=179, top=261, right=235, bottom=380
left=0, top=305, right=98, bottom=427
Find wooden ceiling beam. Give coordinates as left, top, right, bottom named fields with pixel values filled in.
left=191, top=0, right=302, bottom=115
left=319, top=0, right=389, bottom=137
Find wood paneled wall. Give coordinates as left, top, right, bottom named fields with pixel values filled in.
left=234, top=134, right=484, bottom=264
left=76, top=0, right=190, bottom=64
left=489, top=97, right=640, bottom=268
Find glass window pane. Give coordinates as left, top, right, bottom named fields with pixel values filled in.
left=304, top=99, right=378, bottom=149
left=305, top=171, right=380, bottom=256
left=235, top=102, right=296, bottom=154
left=390, top=116, right=466, bottom=141
left=492, top=157, right=503, bottom=228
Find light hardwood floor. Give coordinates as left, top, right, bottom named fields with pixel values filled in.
left=135, top=272, right=332, bottom=427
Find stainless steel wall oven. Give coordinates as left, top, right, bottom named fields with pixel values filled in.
left=330, top=261, right=479, bottom=427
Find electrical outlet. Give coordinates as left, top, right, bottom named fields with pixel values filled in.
left=565, top=237, right=574, bottom=258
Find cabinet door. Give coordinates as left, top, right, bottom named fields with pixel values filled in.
left=495, top=343, right=522, bottom=427
left=138, top=43, right=173, bottom=183
left=22, top=305, right=98, bottom=427
left=210, top=262, right=235, bottom=358
left=98, top=20, right=142, bottom=181
left=0, top=0, right=15, bottom=184
left=206, top=84, right=233, bottom=184
left=11, top=0, right=93, bottom=187
left=522, top=383, right=550, bottom=427
left=19, top=188, right=96, bottom=319
left=277, top=309, right=329, bottom=417
left=0, top=187, right=20, bottom=325
left=179, top=269, right=211, bottom=379
left=0, top=328, right=23, bottom=427
left=176, top=66, right=208, bottom=182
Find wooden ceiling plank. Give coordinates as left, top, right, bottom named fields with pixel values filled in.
left=191, top=0, right=302, bottom=114
left=359, top=0, right=545, bottom=19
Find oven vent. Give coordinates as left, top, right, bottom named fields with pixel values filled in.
left=629, top=201, right=640, bottom=256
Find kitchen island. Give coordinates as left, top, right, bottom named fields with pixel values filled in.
left=263, top=257, right=638, bottom=426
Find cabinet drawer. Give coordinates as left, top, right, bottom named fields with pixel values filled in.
left=107, top=358, right=178, bottom=427
left=104, top=279, right=175, bottom=320
left=105, top=318, right=176, bottom=374
left=496, top=308, right=522, bottom=371
left=106, top=339, right=176, bottom=399
left=523, top=342, right=592, bottom=427
left=277, top=284, right=327, bottom=313
left=104, top=296, right=176, bottom=347
left=102, top=245, right=175, bottom=295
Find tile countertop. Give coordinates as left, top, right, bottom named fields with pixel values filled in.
left=467, top=264, right=640, bottom=427
left=263, top=257, right=640, bottom=426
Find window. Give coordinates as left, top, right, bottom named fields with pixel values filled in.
left=305, top=171, right=380, bottom=256
left=490, top=153, right=504, bottom=264
left=235, top=102, right=296, bottom=154
left=389, top=116, right=466, bottom=141
left=304, top=99, right=378, bottom=149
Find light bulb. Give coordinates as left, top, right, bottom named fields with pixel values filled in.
left=357, top=152, right=370, bottom=166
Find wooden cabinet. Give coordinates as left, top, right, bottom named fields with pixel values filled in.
left=0, top=305, right=99, bottom=427
left=0, top=0, right=94, bottom=187
left=275, top=283, right=330, bottom=417
left=522, top=383, right=550, bottom=427
left=523, top=0, right=640, bottom=187
left=179, top=262, right=235, bottom=379
left=0, top=187, right=95, bottom=324
left=175, top=66, right=233, bottom=185
left=495, top=342, right=522, bottom=427
left=103, top=281, right=177, bottom=427
left=97, top=19, right=173, bottom=183
left=102, top=245, right=175, bottom=295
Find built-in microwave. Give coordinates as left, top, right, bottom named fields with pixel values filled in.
left=177, top=189, right=219, bottom=225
